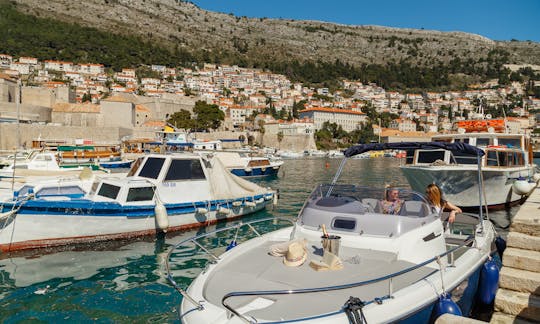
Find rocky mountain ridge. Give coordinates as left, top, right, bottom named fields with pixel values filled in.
left=9, top=0, right=540, bottom=70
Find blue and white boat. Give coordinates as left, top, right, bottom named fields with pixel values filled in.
left=214, top=151, right=283, bottom=178
left=99, top=159, right=134, bottom=169
left=168, top=142, right=499, bottom=323
left=0, top=153, right=276, bottom=252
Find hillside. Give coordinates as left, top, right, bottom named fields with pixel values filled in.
left=4, top=0, right=540, bottom=89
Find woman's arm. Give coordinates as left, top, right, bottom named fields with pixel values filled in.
left=444, top=201, right=462, bottom=223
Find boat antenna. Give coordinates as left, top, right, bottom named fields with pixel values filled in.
left=326, top=157, right=347, bottom=197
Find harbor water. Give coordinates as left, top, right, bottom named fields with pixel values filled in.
left=0, top=158, right=530, bottom=322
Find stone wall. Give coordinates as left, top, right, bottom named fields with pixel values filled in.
left=0, top=123, right=127, bottom=149
left=0, top=102, right=51, bottom=122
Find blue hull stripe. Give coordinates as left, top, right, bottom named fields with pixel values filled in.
left=1, top=194, right=271, bottom=217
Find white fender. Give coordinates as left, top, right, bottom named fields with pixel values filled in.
left=196, top=207, right=208, bottom=214
left=245, top=201, right=256, bottom=207
left=154, top=201, right=169, bottom=232
left=218, top=207, right=231, bottom=215
left=256, top=198, right=265, bottom=204
left=513, top=179, right=535, bottom=195
left=244, top=167, right=252, bottom=173
left=232, top=201, right=242, bottom=207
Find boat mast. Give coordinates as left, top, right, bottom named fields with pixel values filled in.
left=11, top=78, right=22, bottom=192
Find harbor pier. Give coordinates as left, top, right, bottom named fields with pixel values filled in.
left=491, top=186, right=540, bottom=323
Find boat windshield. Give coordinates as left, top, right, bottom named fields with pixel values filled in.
left=300, top=184, right=436, bottom=237
left=310, top=184, right=428, bottom=205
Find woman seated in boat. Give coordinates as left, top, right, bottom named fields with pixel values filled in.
left=380, top=188, right=404, bottom=215
left=425, top=184, right=462, bottom=223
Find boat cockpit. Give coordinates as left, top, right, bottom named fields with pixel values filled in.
left=298, top=184, right=438, bottom=239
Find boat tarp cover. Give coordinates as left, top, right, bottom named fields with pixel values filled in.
left=206, top=155, right=270, bottom=199
left=343, top=142, right=485, bottom=158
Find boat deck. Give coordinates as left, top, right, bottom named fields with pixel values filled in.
left=203, top=239, right=435, bottom=321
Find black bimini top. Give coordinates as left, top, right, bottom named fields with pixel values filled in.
left=343, top=142, right=485, bottom=158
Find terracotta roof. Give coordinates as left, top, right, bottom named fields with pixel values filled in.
left=0, top=73, right=16, bottom=81
left=299, top=107, right=365, bottom=115
left=101, top=95, right=134, bottom=103
left=135, top=104, right=151, bottom=112
left=142, top=120, right=166, bottom=127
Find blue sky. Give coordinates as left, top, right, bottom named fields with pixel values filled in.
left=191, top=0, right=540, bottom=42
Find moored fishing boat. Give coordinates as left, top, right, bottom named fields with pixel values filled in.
left=0, top=153, right=277, bottom=252
left=167, top=142, right=499, bottom=323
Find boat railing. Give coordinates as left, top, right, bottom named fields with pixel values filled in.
left=220, top=236, right=476, bottom=324
left=165, top=217, right=296, bottom=314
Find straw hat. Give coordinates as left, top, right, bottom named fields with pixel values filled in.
left=283, top=242, right=307, bottom=267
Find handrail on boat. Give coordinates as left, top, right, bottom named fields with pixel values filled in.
left=221, top=236, right=476, bottom=324
left=165, top=217, right=296, bottom=312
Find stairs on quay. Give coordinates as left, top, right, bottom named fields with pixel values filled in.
left=491, top=187, right=540, bottom=323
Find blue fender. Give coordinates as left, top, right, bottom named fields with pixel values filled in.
left=478, top=259, right=499, bottom=304
left=433, top=294, right=462, bottom=320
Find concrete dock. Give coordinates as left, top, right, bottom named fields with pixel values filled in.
left=491, top=186, right=540, bottom=323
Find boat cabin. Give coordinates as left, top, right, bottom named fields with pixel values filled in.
left=404, top=133, right=530, bottom=168
left=92, top=154, right=212, bottom=204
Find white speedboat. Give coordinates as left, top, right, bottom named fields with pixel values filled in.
left=168, top=142, right=498, bottom=323
left=278, top=150, right=304, bottom=159
left=0, top=153, right=276, bottom=252
left=214, top=151, right=283, bottom=177
left=400, top=132, right=539, bottom=210
left=0, top=151, right=86, bottom=179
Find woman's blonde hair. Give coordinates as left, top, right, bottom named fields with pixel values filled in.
left=426, top=183, right=442, bottom=207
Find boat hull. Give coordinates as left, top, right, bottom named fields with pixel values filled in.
left=401, top=165, right=536, bottom=209
left=0, top=195, right=273, bottom=252
left=180, top=224, right=493, bottom=324
left=230, top=165, right=280, bottom=177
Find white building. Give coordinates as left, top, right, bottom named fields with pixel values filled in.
left=299, top=107, right=367, bottom=132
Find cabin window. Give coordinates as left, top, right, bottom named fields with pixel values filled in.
left=453, top=151, right=477, bottom=165
left=164, top=159, right=206, bottom=181
left=486, top=151, right=498, bottom=166
left=126, top=187, right=155, bottom=202
left=416, top=150, right=445, bottom=164
left=138, top=157, right=165, bottom=179
left=498, top=138, right=521, bottom=149
left=476, top=138, right=490, bottom=146
left=98, top=183, right=121, bottom=199
left=35, top=155, right=53, bottom=161
left=127, top=157, right=144, bottom=177
left=498, top=152, right=508, bottom=166
left=37, top=186, right=85, bottom=197
left=333, top=218, right=356, bottom=230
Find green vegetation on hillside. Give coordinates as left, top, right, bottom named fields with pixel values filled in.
left=0, top=1, right=526, bottom=90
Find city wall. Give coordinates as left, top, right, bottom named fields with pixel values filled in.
left=0, top=123, right=126, bottom=149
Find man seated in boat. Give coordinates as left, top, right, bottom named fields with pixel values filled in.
left=380, top=188, right=404, bottom=215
